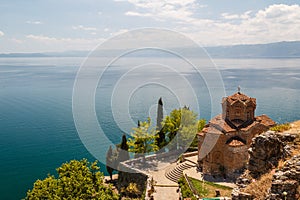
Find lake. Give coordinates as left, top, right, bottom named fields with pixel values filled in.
left=0, top=57, right=299, bottom=199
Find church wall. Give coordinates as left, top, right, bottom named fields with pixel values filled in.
left=200, top=127, right=268, bottom=178
left=198, top=92, right=274, bottom=179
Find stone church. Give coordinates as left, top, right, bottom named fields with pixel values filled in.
left=197, top=91, right=275, bottom=178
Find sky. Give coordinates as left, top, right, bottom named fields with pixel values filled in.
left=0, top=0, right=300, bottom=53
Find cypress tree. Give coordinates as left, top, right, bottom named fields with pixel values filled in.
left=118, top=134, right=129, bottom=162
left=156, top=97, right=165, bottom=149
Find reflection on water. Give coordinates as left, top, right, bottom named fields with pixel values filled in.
left=0, top=57, right=299, bottom=199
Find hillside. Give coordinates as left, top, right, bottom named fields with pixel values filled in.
left=206, top=41, right=300, bottom=58
left=233, top=121, right=300, bottom=200
left=1, top=41, right=300, bottom=58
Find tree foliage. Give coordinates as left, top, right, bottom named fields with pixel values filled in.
left=162, top=107, right=199, bottom=150
left=25, top=159, right=119, bottom=200
left=197, top=119, right=206, bottom=132
left=128, top=118, right=159, bottom=156
left=188, top=119, right=207, bottom=148
left=118, top=134, right=129, bottom=162
left=156, top=98, right=166, bottom=149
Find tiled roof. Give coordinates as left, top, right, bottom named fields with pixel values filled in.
left=223, top=92, right=256, bottom=106
left=228, top=139, right=245, bottom=147
left=197, top=114, right=276, bottom=136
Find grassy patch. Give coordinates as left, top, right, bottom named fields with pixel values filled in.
left=241, top=172, right=273, bottom=199
left=270, top=123, right=291, bottom=132
left=188, top=177, right=232, bottom=198
left=178, top=177, right=197, bottom=200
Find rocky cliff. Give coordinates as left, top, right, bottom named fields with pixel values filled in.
left=232, top=121, right=300, bottom=200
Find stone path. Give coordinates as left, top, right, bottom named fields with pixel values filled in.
left=150, top=162, right=179, bottom=200
left=148, top=156, right=197, bottom=200
left=165, top=160, right=196, bottom=182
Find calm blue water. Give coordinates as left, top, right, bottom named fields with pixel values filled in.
left=0, top=57, right=299, bottom=199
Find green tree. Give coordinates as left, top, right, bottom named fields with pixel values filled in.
left=162, top=107, right=199, bottom=150
left=25, top=159, right=119, bottom=200
left=128, top=118, right=159, bottom=157
left=162, top=108, right=181, bottom=142
left=156, top=98, right=166, bottom=150
left=188, top=119, right=207, bottom=148
left=118, top=134, right=130, bottom=162
left=197, top=119, right=206, bottom=132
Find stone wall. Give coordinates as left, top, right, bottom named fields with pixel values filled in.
left=201, top=128, right=267, bottom=179
left=232, top=189, right=254, bottom=200
left=117, top=151, right=180, bottom=199
left=248, top=131, right=285, bottom=178
left=118, top=159, right=150, bottom=199
left=233, top=130, right=299, bottom=199
left=267, top=155, right=300, bottom=200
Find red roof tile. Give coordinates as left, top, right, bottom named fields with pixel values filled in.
left=228, top=139, right=245, bottom=147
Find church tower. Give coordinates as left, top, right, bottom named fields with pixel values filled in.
left=221, top=90, right=256, bottom=129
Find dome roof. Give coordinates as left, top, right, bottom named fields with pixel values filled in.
left=223, top=92, right=256, bottom=106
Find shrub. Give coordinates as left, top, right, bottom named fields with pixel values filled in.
left=178, top=177, right=197, bottom=200
left=270, top=123, right=291, bottom=132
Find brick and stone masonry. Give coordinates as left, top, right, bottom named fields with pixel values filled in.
left=197, top=91, right=276, bottom=178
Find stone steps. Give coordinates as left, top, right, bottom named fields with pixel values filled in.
left=165, top=161, right=196, bottom=183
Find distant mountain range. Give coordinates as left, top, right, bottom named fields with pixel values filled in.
left=206, top=41, right=300, bottom=58
left=1, top=41, right=300, bottom=58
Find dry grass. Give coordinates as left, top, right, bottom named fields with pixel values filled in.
left=291, top=145, right=300, bottom=157
left=240, top=120, right=300, bottom=199
left=289, top=121, right=300, bottom=156
left=241, top=172, right=274, bottom=200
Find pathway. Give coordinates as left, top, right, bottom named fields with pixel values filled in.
left=148, top=156, right=197, bottom=200
left=150, top=162, right=179, bottom=200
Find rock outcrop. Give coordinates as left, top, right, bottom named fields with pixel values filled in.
left=232, top=128, right=299, bottom=199
left=248, top=131, right=285, bottom=178
left=232, top=188, right=254, bottom=200
left=267, top=155, right=300, bottom=200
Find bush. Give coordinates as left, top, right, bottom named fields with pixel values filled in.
left=25, top=159, right=119, bottom=200
left=178, top=177, right=197, bottom=200
left=270, top=123, right=291, bottom=132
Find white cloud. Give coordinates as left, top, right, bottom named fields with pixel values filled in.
left=0, top=31, right=4, bottom=37
left=125, top=11, right=151, bottom=17
left=221, top=13, right=240, bottom=20
left=221, top=11, right=252, bottom=20
left=6, top=3, right=300, bottom=52
left=178, top=4, right=300, bottom=46
left=121, top=0, right=205, bottom=22
left=120, top=2, right=300, bottom=46
left=10, top=38, right=23, bottom=44
left=237, top=4, right=300, bottom=44
left=72, top=25, right=98, bottom=31
left=26, top=20, right=43, bottom=25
